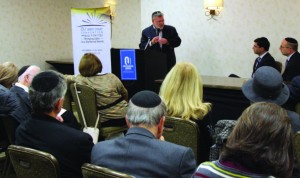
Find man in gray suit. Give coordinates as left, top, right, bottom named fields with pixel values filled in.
left=91, top=90, right=196, bottom=178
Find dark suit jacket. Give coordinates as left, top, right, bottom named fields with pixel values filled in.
left=15, top=113, right=93, bottom=178
left=10, top=86, right=32, bottom=120
left=282, top=51, right=300, bottom=82
left=252, top=52, right=277, bottom=77
left=139, top=25, right=181, bottom=71
left=287, top=110, right=300, bottom=133
left=0, top=84, right=24, bottom=124
left=91, top=127, right=196, bottom=178
left=10, top=85, right=80, bottom=130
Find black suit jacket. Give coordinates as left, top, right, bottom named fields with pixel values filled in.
left=10, top=85, right=80, bottom=129
left=139, top=25, right=181, bottom=71
left=91, top=127, right=196, bottom=178
left=0, top=84, right=24, bottom=124
left=282, top=51, right=300, bottom=82
left=10, top=86, right=32, bottom=120
left=252, top=52, right=277, bottom=77
left=15, top=113, right=93, bottom=178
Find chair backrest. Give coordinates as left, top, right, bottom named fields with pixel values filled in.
left=275, top=60, right=283, bottom=73
left=0, top=114, right=19, bottom=145
left=82, top=163, right=134, bottom=178
left=294, top=131, right=300, bottom=163
left=70, top=83, right=98, bottom=128
left=63, top=80, right=74, bottom=112
left=8, top=145, right=60, bottom=178
left=163, top=116, right=200, bottom=164
left=295, top=102, right=300, bottom=115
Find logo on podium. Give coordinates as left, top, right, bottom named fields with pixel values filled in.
left=120, top=50, right=137, bottom=80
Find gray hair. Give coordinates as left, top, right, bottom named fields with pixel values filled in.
left=29, top=71, right=67, bottom=113
left=126, top=100, right=166, bottom=127
left=152, top=11, right=164, bottom=19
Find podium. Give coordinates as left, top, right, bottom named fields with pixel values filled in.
left=111, top=48, right=167, bottom=99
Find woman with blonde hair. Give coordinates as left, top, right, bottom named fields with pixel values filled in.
left=159, top=62, right=211, bottom=120
left=66, top=53, right=128, bottom=135
left=0, top=62, right=18, bottom=88
left=0, top=62, right=25, bottom=124
left=159, top=62, right=212, bottom=162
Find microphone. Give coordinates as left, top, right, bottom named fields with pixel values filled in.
left=144, top=37, right=151, bottom=50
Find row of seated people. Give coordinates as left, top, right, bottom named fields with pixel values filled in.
left=0, top=53, right=300, bottom=177
left=3, top=84, right=297, bottom=178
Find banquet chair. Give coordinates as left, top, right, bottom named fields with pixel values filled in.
left=70, top=83, right=127, bottom=140
left=82, top=163, right=134, bottom=178
left=163, top=116, right=201, bottom=164
left=8, top=145, right=60, bottom=178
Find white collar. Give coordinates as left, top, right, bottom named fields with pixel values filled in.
left=15, top=82, right=29, bottom=93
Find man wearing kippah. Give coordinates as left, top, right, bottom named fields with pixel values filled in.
left=11, top=65, right=80, bottom=129
left=10, top=65, right=40, bottom=122
left=139, top=11, right=181, bottom=72
left=15, top=71, right=94, bottom=178
left=91, top=90, right=196, bottom=178
left=279, top=37, right=300, bottom=82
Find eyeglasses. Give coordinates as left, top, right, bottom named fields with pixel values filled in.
left=280, top=45, right=291, bottom=49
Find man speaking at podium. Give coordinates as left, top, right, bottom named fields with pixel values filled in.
left=139, top=11, right=181, bottom=72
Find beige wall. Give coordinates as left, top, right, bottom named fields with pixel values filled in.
left=1, top=0, right=300, bottom=78
left=0, top=0, right=141, bottom=71
left=141, top=0, right=300, bottom=77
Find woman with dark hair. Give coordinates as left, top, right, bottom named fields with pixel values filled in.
left=193, top=102, right=294, bottom=178
left=66, top=53, right=128, bottom=134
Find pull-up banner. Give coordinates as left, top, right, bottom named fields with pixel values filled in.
left=71, top=7, right=111, bottom=75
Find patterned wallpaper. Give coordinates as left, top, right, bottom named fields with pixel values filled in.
left=1, top=0, right=300, bottom=78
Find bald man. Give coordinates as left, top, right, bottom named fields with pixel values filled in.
left=10, top=65, right=40, bottom=121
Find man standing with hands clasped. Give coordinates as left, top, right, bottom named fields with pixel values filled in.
left=139, top=11, right=181, bottom=72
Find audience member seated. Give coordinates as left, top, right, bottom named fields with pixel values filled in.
left=159, top=62, right=212, bottom=162
left=15, top=71, right=94, bottom=178
left=229, top=37, right=278, bottom=78
left=65, top=53, right=128, bottom=131
left=11, top=65, right=80, bottom=129
left=283, top=75, right=300, bottom=111
left=91, top=90, right=196, bottom=178
left=242, top=66, right=300, bottom=132
left=193, top=102, right=294, bottom=178
left=0, top=62, right=24, bottom=124
left=280, top=37, right=300, bottom=82
left=0, top=62, right=20, bottom=148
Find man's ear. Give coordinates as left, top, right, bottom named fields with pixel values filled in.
left=55, top=98, right=64, bottom=113
left=157, top=116, right=165, bottom=138
left=125, top=115, right=131, bottom=128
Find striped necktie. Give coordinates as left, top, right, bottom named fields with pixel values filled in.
left=255, top=57, right=261, bottom=69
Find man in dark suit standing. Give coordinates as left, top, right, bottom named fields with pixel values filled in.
left=15, top=71, right=93, bottom=178
left=139, top=11, right=181, bottom=72
left=280, top=37, right=300, bottom=82
left=91, top=90, right=196, bottom=178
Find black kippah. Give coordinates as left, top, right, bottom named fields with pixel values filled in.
left=18, top=65, right=30, bottom=77
left=32, top=71, right=59, bottom=92
left=131, top=90, right=161, bottom=108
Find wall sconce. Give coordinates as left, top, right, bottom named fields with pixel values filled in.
left=204, top=0, right=223, bottom=20
left=104, top=0, right=117, bottom=18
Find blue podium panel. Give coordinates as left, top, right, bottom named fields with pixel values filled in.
left=120, top=50, right=137, bottom=80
